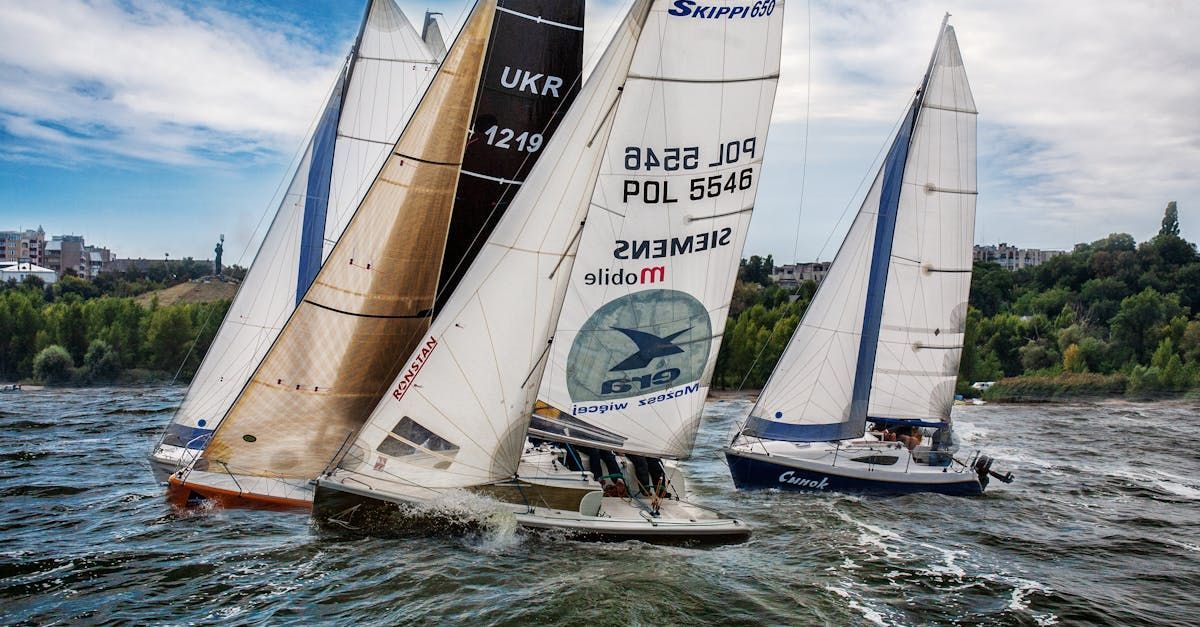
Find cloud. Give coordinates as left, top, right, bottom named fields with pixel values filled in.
left=0, top=0, right=342, bottom=167
left=768, top=0, right=1200, bottom=250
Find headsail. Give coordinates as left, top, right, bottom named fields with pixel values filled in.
left=435, top=0, right=586, bottom=312
left=530, top=0, right=786, bottom=458
left=328, top=0, right=655, bottom=492
left=743, top=18, right=977, bottom=441
left=159, top=0, right=438, bottom=454
left=200, top=0, right=497, bottom=480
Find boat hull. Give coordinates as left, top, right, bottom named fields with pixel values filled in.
left=165, top=472, right=313, bottom=512
left=313, top=478, right=750, bottom=545
left=725, top=449, right=983, bottom=496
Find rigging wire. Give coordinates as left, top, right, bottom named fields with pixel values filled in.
left=734, top=0, right=813, bottom=393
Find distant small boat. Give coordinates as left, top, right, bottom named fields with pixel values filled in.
left=725, top=16, right=1011, bottom=496
left=0, top=384, right=21, bottom=393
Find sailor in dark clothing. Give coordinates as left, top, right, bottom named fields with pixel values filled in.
left=577, top=446, right=627, bottom=497
left=627, top=454, right=668, bottom=497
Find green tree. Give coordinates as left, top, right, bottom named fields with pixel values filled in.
left=145, top=306, right=194, bottom=372
left=83, top=339, right=121, bottom=382
left=1160, top=201, right=1180, bottom=237
left=33, top=345, right=75, bottom=384
left=1109, top=288, right=1185, bottom=364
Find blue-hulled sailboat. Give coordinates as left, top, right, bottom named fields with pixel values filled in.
left=725, top=16, right=1012, bottom=495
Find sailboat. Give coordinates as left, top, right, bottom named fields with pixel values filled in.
left=313, top=0, right=784, bottom=543
left=149, top=0, right=440, bottom=484
left=163, top=0, right=586, bottom=509
left=724, top=16, right=1012, bottom=495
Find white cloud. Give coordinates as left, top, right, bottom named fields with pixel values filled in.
left=764, top=0, right=1200, bottom=252
left=0, top=0, right=341, bottom=166
left=2, top=0, right=1197, bottom=255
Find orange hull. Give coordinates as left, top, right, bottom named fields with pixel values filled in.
left=166, top=475, right=312, bottom=512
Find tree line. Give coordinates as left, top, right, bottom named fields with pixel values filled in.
left=6, top=204, right=1199, bottom=399
left=0, top=270, right=230, bottom=385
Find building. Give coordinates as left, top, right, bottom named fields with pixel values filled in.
left=86, top=246, right=115, bottom=276
left=0, top=227, right=46, bottom=265
left=0, top=261, right=58, bottom=285
left=973, top=243, right=1065, bottom=271
left=770, top=262, right=831, bottom=288
left=45, top=235, right=89, bottom=278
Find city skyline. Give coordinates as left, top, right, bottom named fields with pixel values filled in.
left=1, top=0, right=1197, bottom=265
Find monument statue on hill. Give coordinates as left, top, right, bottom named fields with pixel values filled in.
left=214, top=234, right=224, bottom=277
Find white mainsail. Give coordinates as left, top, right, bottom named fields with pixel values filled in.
left=529, top=0, right=786, bottom=458
left=744, top=19, right=977, bottom=441
left=159, top=0, right=437, bottom=453
left=328, top=0, right=655, bottom=492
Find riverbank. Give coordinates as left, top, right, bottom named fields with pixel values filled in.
left=983, top=372, right=1200, bottom=403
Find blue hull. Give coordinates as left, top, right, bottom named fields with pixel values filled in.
left=725, top=451, right=984, bottom=496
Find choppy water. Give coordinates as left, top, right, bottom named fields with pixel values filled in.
left=1, top=386, right=1198, bottom=624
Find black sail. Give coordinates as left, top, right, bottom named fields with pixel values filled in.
left=435, top=0, right=586, bottom=312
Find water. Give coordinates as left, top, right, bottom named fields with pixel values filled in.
left=2, top=387, right=1198, bottom=624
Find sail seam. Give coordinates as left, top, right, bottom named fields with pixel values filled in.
left=303, top=299, right=433, bottom=320
left=627, top=73, right=780, bottom=84
left=495, top=6, right=583, bottom=31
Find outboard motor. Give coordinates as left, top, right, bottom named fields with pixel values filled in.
left=973, top=455, right=1014, bottom=489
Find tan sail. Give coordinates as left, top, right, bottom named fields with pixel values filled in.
left=202, top=0, right=497, bottom=480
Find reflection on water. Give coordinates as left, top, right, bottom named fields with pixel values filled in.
left=1, top=386, right=1198, bottom=624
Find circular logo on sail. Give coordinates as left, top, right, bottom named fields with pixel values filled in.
left=566, top=289, right=712, bottom=402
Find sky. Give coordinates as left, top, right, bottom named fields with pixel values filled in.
left=0, top=0, right=1197, bottom=267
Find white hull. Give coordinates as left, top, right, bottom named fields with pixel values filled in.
left=314, top=472, right=749, bottom=544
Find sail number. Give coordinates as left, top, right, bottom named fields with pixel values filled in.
left=623, top=137, right=756, bottom=171
left=483, top=125, right=543, bottom=153
left=622, top=168, right=754, bottom=203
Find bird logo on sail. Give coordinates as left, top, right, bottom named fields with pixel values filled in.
left=608, top=326, right=692, bottom=371
left=565, top=289, right=712, bottom=403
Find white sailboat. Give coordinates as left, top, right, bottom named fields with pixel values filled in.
left=149, top=0, right=439, bottom=483
left=725, top=16, right=1012, bottom=495
left=164, top=0, right=588, bottom=510
left=313, top=0, right=784, bottom=543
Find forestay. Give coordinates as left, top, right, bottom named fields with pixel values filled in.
left=201, top=0, right=496, bottom=480
left=160, top=0, right=438, bottom=454
left=530, top=0, right=786, bottom=458
left=743, top=21, right=976, bottom=442
left=331, top=0, right=654, bottom=491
